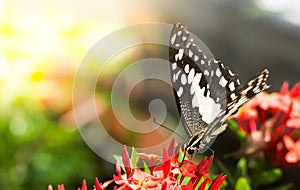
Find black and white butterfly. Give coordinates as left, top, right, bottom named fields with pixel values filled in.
left=169, top=23, right=269, bottom=156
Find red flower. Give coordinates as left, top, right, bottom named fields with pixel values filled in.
left=232, top=82, right=300, bottom=166
left=283, top=135, right=300, bottom=164
left=112, top=141, right=226, bottom=190
left=48, top=139, right=226, bottom=189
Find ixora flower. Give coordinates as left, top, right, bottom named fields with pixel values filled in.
left=230, top=82, right=300, bottom=166
left=48, top=139, right=226, bottom=190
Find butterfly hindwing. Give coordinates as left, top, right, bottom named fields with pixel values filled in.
left=200, top=69, right=269, bottom=152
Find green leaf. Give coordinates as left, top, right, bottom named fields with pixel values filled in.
left=235, top=177, right=251, bottom=190
left=178, top=149, right=185, bottom=162
left=237, top=157, right=248, bottom=177
left=181, top=177, right=191, bottom=185
left=252, top=168, right=282, bottom=186
left=227, top=119, right=247, bottom=142
left=176, top=173, right=183, bottom=181
left=130, top=147, right=139, bottom=170
left=143, top=161, right=150, bottom=174
left=194, top=177, right=205, bottom=190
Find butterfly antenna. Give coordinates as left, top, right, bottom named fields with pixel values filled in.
left=153, top=118, right=185, bottom=142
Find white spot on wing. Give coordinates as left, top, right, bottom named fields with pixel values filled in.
left=171, top=34, right=176, bottom=45
left=204, top=70, right=209, bottom=76
left=190, top=73, right=202, bottom=94
left=184, top=64, right=189, bottom=73
left=194, top=55, right=199, bottom=62
left=189, top=50, right=193, bottom=57
left=199, top=95, right=221, bottom=123
left=216, top=68, right=221, bottom=77
left=177, top=31, right=182, bottom=36
left=172, top=62, right=177, bottom=70
left=175, top=70, right=181, bottom=80
left=230, top=93, right=235, bottom=99
left=229, top=82, right=235, bottom=91
left=201, top=59, right=205, bottom=65
left=181, top=74, right=187, bottom=85
left=178, top=49, right=184, bottom=60
left=191, top=86, right=221, bottom=123
left=188, top=68, right=195, bottom=84
left=228, top=69, right=234, bottom=76
left=219, top=76, right=228, bottom=87
left=182, top=36, right=187, bottom=41
left=177, top=87, right=183, bottom=97
left=192, top=86, right=205, bottom=108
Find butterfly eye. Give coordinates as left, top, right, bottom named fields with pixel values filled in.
left=186, top=147, right=195, bottom=155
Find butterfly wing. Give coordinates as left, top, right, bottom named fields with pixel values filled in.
left=198, top=69, right=269, bottom=152
left=169, top=24, right=269, bottom=153
left=169, top=23, right=242, bottom=137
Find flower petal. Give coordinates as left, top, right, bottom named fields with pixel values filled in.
left=295, top=139, right=300, bottom=152
left=208, top=174, right=226, bottom=190
left=181, top=181, right=194, bottom=190
left=116, top=160, right=122, bottom=177
left=58, top=185, right=65, bottom=190
left=94, top=178, right=103, bottom=190
left=132, top=168, right=153, bottom=182
left=163, top=148, right=171, bottom=177
left=81, top=180, right=87, bottom=190
left=198, top=178, right=209, bottom=190
left=280, top=81, right=289, bottom=94
left=283, top=135, right=295, bottom=150
left=122, top=145, right=132, bottom=177
left=285, top=151, right=298, bottom=163
left=290, top=82, right=300, bottom=97
left=100, top=178, right=115, bottom=190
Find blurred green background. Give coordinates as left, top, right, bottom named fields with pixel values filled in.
left=1, top=0, right=300, bottom=189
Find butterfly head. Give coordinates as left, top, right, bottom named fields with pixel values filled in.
left=182, top=143, right=197, bottom=156
left=182, top=131, right=207, bottom=156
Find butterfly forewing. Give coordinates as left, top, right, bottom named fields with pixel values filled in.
left=169, top=23, right=270, bottom=154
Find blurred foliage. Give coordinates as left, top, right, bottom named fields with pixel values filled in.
left=0, top=97, right=111, bottom=190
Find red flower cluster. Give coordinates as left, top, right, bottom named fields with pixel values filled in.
left=232, top=82, right=300, bottom=166
left=113, top=144, right=225, bottom=190
left=49, top=140, right=226, bottom=190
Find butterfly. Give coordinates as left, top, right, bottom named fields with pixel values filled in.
left=169, top=23, right=269, bottom=156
